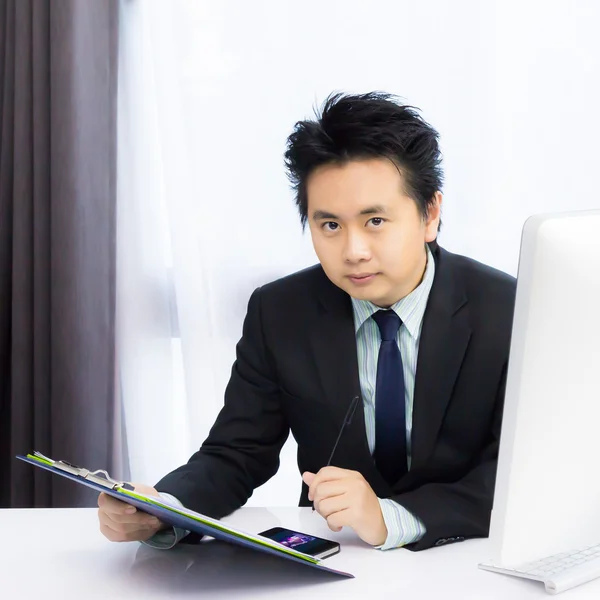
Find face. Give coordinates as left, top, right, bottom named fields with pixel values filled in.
left=307, top=158, right=442, bottom=307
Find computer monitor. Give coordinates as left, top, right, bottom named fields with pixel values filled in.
left=488, top=209, right=600, bottom=568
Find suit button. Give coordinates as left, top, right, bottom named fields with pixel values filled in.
left=455, top=536, right=465, bottom=542
left=435, top=538, right=447, bottom=546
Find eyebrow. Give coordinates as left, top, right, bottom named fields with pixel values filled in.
left=312, top=205, right=388, bottom=220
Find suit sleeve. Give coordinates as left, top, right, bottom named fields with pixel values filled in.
left=394, top=362, right=508, bottom=551
left=154, top=287, right=289, bottom=519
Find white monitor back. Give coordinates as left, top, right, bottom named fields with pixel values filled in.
left=489, top=209, right=600, bottom=567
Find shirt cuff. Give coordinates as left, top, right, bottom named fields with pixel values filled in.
left=376, top=498, right=427, bottom=551
left=141, top=492, right=190, bottom=550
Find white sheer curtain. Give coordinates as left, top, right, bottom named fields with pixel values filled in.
left=117, top=0, right=201, bottom=484
left=116, top=0, right=315, bottom=499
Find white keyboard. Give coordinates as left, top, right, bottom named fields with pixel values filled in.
left=479, top=542, right=600, bottom=595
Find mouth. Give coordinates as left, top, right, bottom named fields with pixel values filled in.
left=347, top=273, right=378, bottom=285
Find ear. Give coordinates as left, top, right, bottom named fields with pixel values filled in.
left=424, top=192, right=443, bottom=242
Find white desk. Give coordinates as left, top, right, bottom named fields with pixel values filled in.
left=2, top=507, right=599, bottom=599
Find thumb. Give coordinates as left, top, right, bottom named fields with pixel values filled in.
left=132, top=483, right=159, bottom=497
left=302, top=471, right=315, bottom=485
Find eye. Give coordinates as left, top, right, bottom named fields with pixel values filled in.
left=322, top=221, right=340, bottom=232
left=367, top=217, right=386, bottom=227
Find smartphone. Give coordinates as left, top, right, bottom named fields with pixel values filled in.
left=259, top=526, right=340, bottom=559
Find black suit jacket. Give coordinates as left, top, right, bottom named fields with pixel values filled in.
left=156, top=242, right=517, bottom=551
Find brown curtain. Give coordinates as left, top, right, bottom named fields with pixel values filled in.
left=0, top=0, right=119, bottom=507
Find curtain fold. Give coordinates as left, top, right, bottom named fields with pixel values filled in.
left=0, top=0, right=120, bottom=507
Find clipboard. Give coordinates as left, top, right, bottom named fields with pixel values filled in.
left=17, top=452, right=354, bottom=578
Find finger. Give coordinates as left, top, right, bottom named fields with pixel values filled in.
left=104, top=510, right=161, bottom=533
left=131, top=483, right=160, bottom=498
left=100, top=521, right=122, bottom=542
left=100, top=505, right=153, bottom=525
left=326, top=508, right=352, bottom=532
left=100, top=520, right=157, bottom=543
left=98, top=492, right=137, bottom=517
left=100, top=508, right=161, bottom=534
left=302, top=471, right=315, bottom=485
left=312, top=481, right=347, bottom=506
left=308, top=466, right=353, bottom=500
left=98, top=499, right=159, bottom=528
left=315, top=494, right=351, bottom=519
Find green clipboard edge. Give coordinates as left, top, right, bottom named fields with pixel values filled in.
left=25, top=453, right=320, bottom=565
left=27, top=453, right=53, bottom=466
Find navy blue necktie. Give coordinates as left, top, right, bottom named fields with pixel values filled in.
left=372, top=309, right=408, bottom=485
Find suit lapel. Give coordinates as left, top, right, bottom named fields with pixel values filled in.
left=410, top=247, right=472, bottom=471
left=308, top=270, right=375, bottom=471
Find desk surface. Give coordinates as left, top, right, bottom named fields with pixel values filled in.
left=2, top=507, right=599, bottom=599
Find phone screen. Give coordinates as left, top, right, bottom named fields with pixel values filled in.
left=259, top=527, right=340, bottom=559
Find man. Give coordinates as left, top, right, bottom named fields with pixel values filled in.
left=98, top=92, right=516, bottom=551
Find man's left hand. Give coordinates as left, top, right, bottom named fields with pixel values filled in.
left=302, top=467, right=387, bottom=546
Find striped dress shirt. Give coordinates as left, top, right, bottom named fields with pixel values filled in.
left=351, top=244, right=434, bottom=550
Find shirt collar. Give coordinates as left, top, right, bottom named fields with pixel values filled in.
left=351, top=244, right=436, bottom=339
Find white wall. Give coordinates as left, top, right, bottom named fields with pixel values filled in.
left=123, top=0, right=600, bottom=505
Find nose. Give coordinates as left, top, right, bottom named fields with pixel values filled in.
left=342, top=229, right=371, bottom=263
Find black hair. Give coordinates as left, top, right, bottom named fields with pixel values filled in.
left=284, top=91, right=443, bottom=231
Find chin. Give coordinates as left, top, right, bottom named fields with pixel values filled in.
left=345, top=286, right=382, bottom=304
left=357, top=288, right=392, bottom=307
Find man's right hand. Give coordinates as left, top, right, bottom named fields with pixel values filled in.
left=98, top=483, right=166, bottom=542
